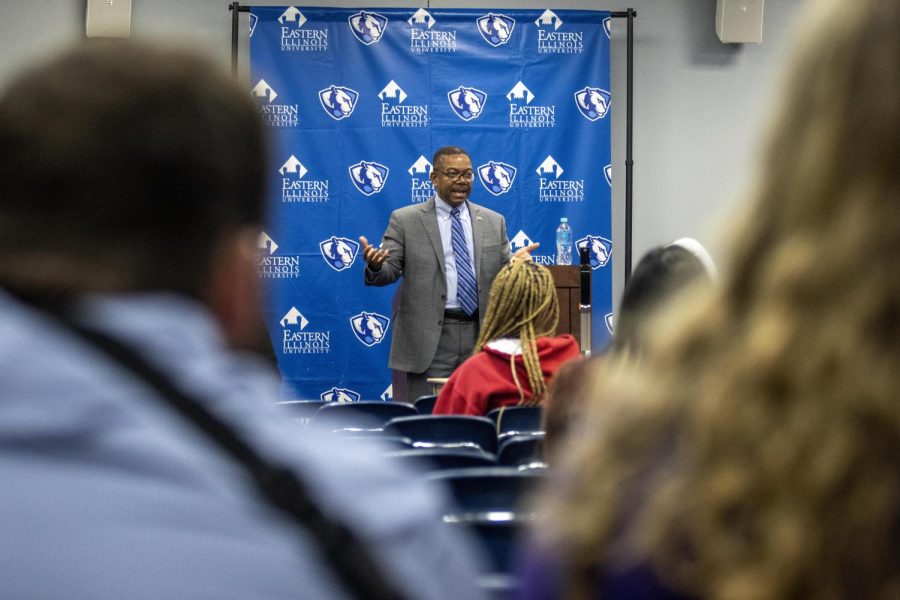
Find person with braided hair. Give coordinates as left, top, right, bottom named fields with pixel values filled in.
left=433, top=261, right=580, bottom=416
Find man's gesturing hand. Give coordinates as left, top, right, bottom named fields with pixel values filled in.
left=359, top=236, right=389, bottom=271
left=510, top=242, right=540, bottom=264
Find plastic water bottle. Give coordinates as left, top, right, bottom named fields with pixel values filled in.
left=556, top=217, right=572, bottom=265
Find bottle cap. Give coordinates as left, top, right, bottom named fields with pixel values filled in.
left=560, top=217, right=568, bottom=223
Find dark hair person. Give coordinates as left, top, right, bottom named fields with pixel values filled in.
left=0, top=41, right=265, bottom=300
left=525, top=0, right=900, bottom=597
left=541, top=238, right=715, bottom=461
left=612, top=238, right=716, bottom=356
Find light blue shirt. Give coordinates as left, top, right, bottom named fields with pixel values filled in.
left=435, top=195, right=477, bottom=311
left=0, top=290, right=488, bottom=600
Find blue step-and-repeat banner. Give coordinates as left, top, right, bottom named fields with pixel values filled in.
left=249, top=6, right=614, bottom=402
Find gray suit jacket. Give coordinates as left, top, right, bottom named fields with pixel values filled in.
left=365, top=198, right=512, bottom=373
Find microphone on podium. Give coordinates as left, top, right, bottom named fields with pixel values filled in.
left=579, top=245, right=592, bottom=355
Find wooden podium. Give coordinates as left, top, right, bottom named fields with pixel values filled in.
left=547, top=265, right=582, bottom=346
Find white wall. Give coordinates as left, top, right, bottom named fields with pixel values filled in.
left=0, top=0, right=807, bottom=306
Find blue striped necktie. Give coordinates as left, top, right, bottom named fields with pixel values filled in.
left=450, top=208, right=478, bottom=316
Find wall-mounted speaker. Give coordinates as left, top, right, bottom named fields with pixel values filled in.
left=86, top=0, right=132, bottom=38
left=716, top=0, right=764, bottom=44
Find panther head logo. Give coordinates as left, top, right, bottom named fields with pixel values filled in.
left=350, top=311, right=391, bottom=347
left=574, top=87, right=611, bottom=121
left=447, top=86, right=487, bottom=121
left=477, top=13, right=515, bottom=47
left=320, top=236, right=360, bottom=272
left=348, top=11, right=387, bottom=45
left=320, top=387, right=361, bottom=403
left=348, top=161, right=389, bottom=196
left=477, top=161, right=517, bottom=196
left=318, top=85, right=359, bottom=120
left=576, top=235, right=613, bottom=269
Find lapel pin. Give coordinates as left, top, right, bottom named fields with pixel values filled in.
left=476, top=216, right=482, bottom=221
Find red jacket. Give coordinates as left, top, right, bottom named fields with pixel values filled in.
left=433, top=335, right=580, bottom=416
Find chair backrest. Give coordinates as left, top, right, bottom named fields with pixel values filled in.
left=468, top=520, right=521, bottom=574
left=386, top=448, right=497, bottom=472
left=486, top=406, right=543, bottom=437
left=384, top=415, right=498, bottom=454
left=315, top=401, right=417, bottom=429
left=337, top=434, right=414, bottom=450
left=275, top=400, right=327, bottom=427
left=444, top=518, right=523, bottom=582
left=427, top=466, right=544, bottom=517
left=497, top=433, right=545, bottom=467
left=413, top=394, right=438, bottom=414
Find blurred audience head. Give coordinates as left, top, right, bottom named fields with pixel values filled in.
left=540, top=0, right=900, bottom=597
left=612, top=238, right=715, bottom=355
left=542, top=239, right=713, bottom=460
left=0, top=40, right=267, bottom=300
left=476, top=260, right=560, bottom=403
left=539, top=356, right=593, bottom=460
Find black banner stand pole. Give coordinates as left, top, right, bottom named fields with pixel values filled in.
left=610, top=9, right=636, bottom=286
left=229, top=2, right=250, bottom=77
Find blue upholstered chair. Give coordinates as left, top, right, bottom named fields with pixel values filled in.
left=336, top=434, right=414, bottom=450
left=413, top=394, right=438, bottom=414
left=315, top=401, right=417, bottom=431
left=486, top=406, right=543, bottom=440
left=469, top=520, right=521, bottom=574
left=384, top=415, right=498, bottom=454
left=275, top=400, right=326, bottom=427
left=427, top=466, right=544, bottom=519
left=432, top=467, right=542, bottom=595
left=497, top=433, right=545, bottom=468
left=385, top=447, right=497, bottom=472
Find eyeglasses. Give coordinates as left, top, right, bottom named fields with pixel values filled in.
left=436, top=169, right=475, bottom=182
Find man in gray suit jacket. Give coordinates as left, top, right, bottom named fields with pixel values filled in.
left=360, top=146, right=537, bottom=403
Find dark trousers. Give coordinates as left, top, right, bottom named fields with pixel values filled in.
left=404, top=311, right=477, bottom=403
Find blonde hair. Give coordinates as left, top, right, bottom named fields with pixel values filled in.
left=476, top=260, right=559, bottom=404
left=541, top=0, right=900, bottom=597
